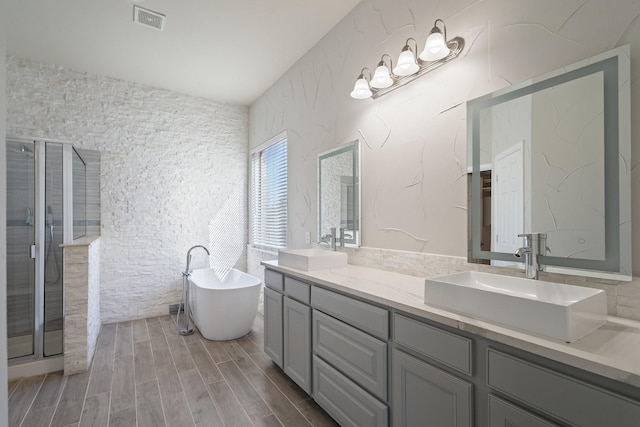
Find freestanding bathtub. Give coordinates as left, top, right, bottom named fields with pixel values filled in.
left=189, top=267, right=262, bottom=341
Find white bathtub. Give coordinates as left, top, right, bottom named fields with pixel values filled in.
left=189, top=267, right=262, bottom=341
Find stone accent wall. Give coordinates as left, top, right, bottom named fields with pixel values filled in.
left=63, top=237, right=100, bottom=375
left=6, top=57, right=249, bottom=322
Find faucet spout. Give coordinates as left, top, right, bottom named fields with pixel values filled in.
left=514, top=233, right=546, bottom=279
left=321, top=228, right=337, bottom=251
left=185, top=245, right=210, bottom=274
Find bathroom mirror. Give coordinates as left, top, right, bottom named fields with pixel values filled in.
left=468, top=45, right=631, bottom=279
left=318, top=141, right=360, bottom=247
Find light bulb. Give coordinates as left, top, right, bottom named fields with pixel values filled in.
left=420, top=27, right=450, bottom=61
left=370, top=63, right=393, bottom=89
left=350, top=76, right=372, bottom=99
left=393, top=48, right=419, bottom=77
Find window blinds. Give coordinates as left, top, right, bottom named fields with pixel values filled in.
left=251, top=138, right=288, bottom=249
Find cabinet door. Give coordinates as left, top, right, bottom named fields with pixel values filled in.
left=488, top=395, right=558, bottom=427
left=263, top=287, right=283, bottom=368
left=284, top=297, right=312, bottom=393
left=392, top=349, right=473, bottom=427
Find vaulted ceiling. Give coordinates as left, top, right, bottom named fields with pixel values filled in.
left=6, top=0, right=361, bottom=106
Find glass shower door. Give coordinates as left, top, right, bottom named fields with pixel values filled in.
left=6, top=141, right=36, bottom=359
left=44, top=142, right=64, bottom=357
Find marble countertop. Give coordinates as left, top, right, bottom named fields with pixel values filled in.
left=262, top=260, right=640, bottom=388
left=59, top=235, right=101, bottom=247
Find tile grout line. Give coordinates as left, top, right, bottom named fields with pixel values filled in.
left=246, top=349, right=315, bottom=425
left=17, top=373, right=47, bottom=427
left=8, top=378, right=23, bottom=400
left=230, top=354, right=293, bottom=427
left=180, top=333, right=222, bottom=426
left=46, top=374, right=69, bottom=427
left=160, top=315, right=198, bottom=426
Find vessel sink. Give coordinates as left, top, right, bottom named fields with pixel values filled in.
left=278, top=248, right=348, bottom=271
left=424, top=271, right=607, bottom=342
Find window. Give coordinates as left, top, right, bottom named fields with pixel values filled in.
left=250, top=133, right=288, bottom=250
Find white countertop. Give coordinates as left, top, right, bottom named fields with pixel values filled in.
left=263, top=260, right=640, bottom=388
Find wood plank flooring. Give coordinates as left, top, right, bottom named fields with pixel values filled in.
left=8, top=313, right=339, bottom=427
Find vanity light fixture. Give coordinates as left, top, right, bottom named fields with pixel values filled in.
left=350, top=18, right=464, bottom=100
left=420, top=19, right=450, bottom=61
left=370, top=54, right=394, bottom=89
left=393, top=39, right=420, bottom=77
left=350, top=68, right=373, bottom=99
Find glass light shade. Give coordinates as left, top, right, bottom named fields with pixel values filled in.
left=350, top=77, right=372, bottom=99
left=393, top=49, right=419, bottom=76
left=420, top=31, right=450, bottom=61
left=370, top=64, right=393, bottom=89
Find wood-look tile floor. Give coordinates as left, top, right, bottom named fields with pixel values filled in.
left=8, top=313, right=339, bottom=427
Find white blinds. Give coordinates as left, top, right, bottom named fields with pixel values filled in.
left=251, top=138, right=288, bottom=249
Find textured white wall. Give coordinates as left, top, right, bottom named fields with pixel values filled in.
left=247, top=0, right=640, bottom=319
left=249, top=0, right=640, bottom=270
left=7, top=57, right=249, bottom=322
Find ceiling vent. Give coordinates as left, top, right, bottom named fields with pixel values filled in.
left=133, top=5, right=165, bottom=31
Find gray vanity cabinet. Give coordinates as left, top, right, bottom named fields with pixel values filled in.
left=392, top=313, right=473, bottom=427
left=263, top=267, right=640, bottom=427
left=487, top=349, right=640, bottom=427
left=283, top=296, right=311, bottom=393
left=263, top=286, right=283, bottom=368
left=263, top=270, right=312, bottom=393
left=311, top=285, right=390, bottom=427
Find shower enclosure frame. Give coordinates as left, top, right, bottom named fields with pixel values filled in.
left=7, top=137, right=76, bottom=366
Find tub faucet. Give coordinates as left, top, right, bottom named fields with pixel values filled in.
left=179, top=245, right=210, bottom=335
left=185, top=245, right=210, bottom=274
left=513, top=233, right=546, bottom=280
left=321, top=228, right=337, bottom=251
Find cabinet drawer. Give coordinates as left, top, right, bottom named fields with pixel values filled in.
left=313, top=310, right=387, bottom=400
left=487, top=349, right=640, bottom=427
left=488, top=395, right=558, bottom=427
left=313, top=355, right=388, bottom=427
left=285, top=276, right=310, bottom=304
left=265, top=269, right=284, bottom=292
left=394, top=314, right=472, bottom=376
left=311, top=286, right=388, bottom=340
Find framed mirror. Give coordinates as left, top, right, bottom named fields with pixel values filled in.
left=467, top=45, right=631, bottom=279
left=318, top=141, right=360, bottom=247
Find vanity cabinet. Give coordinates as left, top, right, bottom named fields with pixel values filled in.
left=263, top=286, right=283, bottom=367
left=487, top=349, right=640, bottom=427
left=283, top=296, right=311, bottom=392
left=263, top=266, right=640, bottom=427
left=392, top=314, right=474, bottom=427
left=263, top=271, right=312, bottom=393
left=311, top=285, right=390, bottom=427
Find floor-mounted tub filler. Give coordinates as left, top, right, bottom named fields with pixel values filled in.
left=190, top=267, right=262, bottom=340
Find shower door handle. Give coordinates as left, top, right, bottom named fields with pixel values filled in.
left=29, top=245, right=36, bottom=259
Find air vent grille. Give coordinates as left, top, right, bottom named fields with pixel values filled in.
left=133, top=5, right=165, bottom=31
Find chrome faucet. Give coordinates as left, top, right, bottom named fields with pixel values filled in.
left=321, top=227, right=337, bottom=251
left=185, top=244, right=210, bottom=274
left=513, top=233, right=546, bottom=280
left=178, top=245, right=210, bottom=335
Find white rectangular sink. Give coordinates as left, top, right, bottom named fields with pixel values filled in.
left=278, top=248, right=348, bottom=271
left=424, top=272, right=607, bottom=342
